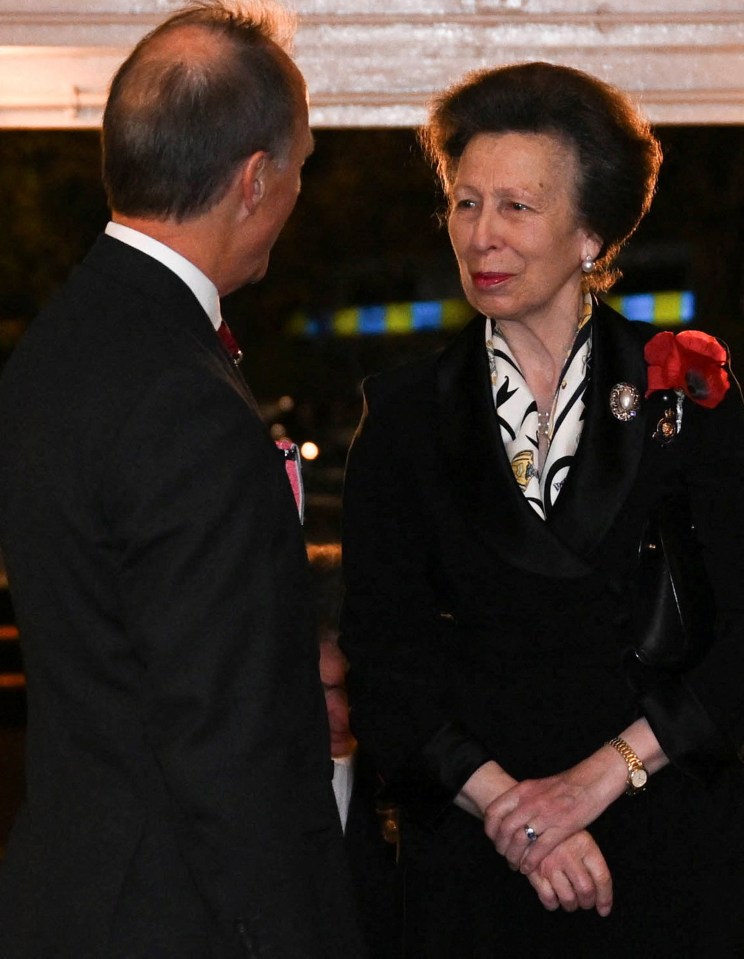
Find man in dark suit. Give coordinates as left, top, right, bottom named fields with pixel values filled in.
left=0, top=3, right=364, bottom=957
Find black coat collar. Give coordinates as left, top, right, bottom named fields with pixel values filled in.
left=84, top=233, right=215, bottom=343
left=435, top=301, right=651, bottom=578
left=84, top=233, right=253, bottom=401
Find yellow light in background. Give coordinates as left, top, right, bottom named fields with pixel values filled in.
left=333, top=308, right=358, bottom=336
left=300, top=441, right=319, bottom=461
left=385, top=302, right=413, bottom=333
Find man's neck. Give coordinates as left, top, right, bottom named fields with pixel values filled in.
left=112, top=213, right=214, bottom=281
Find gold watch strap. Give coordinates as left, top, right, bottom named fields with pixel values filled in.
left=606, top=737, right=648, bottom=794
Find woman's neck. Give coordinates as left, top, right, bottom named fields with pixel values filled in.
left=496, top=304, right=581, bottom=414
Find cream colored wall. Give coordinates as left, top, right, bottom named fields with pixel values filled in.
left=0, top=1, right=742, bottom=128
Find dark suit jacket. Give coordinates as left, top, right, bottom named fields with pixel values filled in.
left=341, top=302, right=744, bottom=857
left=0, top=235, right=364, bottom=958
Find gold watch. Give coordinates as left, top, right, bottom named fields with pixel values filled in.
left=606, top=737, right=648, bottom=795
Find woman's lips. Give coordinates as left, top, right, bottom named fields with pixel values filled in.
left=471, top=272, right=513, bottom=289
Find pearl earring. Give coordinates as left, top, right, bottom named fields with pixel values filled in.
left=581, top=255, right=595, bottom=274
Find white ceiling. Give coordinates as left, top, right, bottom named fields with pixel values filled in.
left=0, top=1, right=742, bottom=128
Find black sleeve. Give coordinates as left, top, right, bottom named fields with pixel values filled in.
left=341, top=376, right=490, bottom=818
left=634, top=371, right=744, bottom=780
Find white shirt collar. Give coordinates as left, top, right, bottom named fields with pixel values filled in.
left=105, top=221, right=222, bottom=331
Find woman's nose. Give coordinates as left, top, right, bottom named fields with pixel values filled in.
left=471, top=210, right=502, bottom=252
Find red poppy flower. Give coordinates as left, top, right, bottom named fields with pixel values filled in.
left=644, top=330, right=730, bottom=409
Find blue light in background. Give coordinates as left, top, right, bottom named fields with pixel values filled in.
left=411, top=300, right=442, bottom=331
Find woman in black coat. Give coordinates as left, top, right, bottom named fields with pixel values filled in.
left=341, top=62, right=744, bottom=957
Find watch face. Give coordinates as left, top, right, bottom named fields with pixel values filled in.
left=630, top=768, right=648, bottom=789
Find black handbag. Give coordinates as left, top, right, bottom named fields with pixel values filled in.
left=633, top=495, right=716, bottom=671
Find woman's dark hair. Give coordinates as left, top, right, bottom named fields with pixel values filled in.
left=102, top=0, right=305, bottom=222
left=420, top=61, right=662, bottom=289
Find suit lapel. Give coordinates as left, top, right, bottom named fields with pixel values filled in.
left=435, top=303, right=651, bottom=577
left=84, top=234, right=257, bottom=408
left=436, top=315, right=593, bottom=578
left=548, top=300, right=650, bottom=556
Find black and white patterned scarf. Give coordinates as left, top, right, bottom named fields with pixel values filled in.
left=486, top=299, right=592, bottom=519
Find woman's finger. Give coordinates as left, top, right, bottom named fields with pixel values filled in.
left=583, top=848, right=613, bottom=916
left=562, top=863, right=597, bottom=911
left=517, top=825, right=569, bottom=873
left=546, top=870, right=578, bottom=913
left=538, top=832, right=613, bottom=916
left=527, top=872, right=560, bottom=912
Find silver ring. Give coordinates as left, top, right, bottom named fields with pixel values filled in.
left=524, top=825, right=539, bottom=843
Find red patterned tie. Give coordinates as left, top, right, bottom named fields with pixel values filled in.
left=217, top=320, right=243, bottom=366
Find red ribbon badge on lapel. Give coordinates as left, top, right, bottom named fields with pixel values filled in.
left=275, top=440, right=305, bottom=523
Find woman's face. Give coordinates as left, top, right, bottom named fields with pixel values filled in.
left=447, top=131, right=601, bottom=328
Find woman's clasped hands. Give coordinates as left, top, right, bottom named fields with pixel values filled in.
left=481, top=750, right=633, bottom=917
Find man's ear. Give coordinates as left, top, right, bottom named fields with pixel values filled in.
left=240, top=152, right=268, bottom=215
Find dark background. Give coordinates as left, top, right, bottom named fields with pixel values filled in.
left=2, top=126, right=743, bottom=387
left=5, top=125, right=744, bottom=536
left=1, top=126, right=743, bottom=539
left=0, top=124, right=743, bottom=855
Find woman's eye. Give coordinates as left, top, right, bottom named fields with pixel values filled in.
left=510, top=202, right=529, bottom=212
left=453, top=198, right=476, bottom=210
